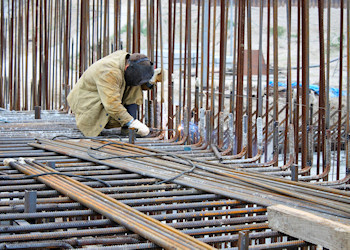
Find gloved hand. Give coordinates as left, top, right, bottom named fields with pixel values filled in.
left=150, top=68, right=166, bottom=84
left=129, top=119, right=150, bottom=137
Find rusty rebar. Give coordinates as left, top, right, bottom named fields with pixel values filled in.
left=235, top=0, right=245, bottom=152
left=337, top=0, right=344, bottom=180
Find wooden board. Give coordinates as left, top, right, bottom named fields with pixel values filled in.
left=268, top=204, right=350, bottom=250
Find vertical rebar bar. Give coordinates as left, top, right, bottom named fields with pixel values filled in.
left=3, top=2, right=7, bottom=108
left=48, top=0, right=53, bottom=110
left=64, top=0, right=70, bottom=110
left=103, top=0, right=108, bottom=57
left=52, top=0, right=57, bottom=109
left=302, top=0, right=310, bottom=168
left=158, top=0, right=164, bottom=129
left=9, top=0, right=14, bottom=110
left=186, top=0, right=191, bottom=145
left=0, top=0, right=3, bottom=108
left=179, top=0, right=183, bottom=123
left=346, top=0, right=350, bottom=178
left=13, top=0, right=16, bottom=110
left=265, top=0, right=271, bottom=162
left=38, top=0, right=43, bottom=108
left=230, top=0, right=238, bottom=116
left=127, top=0, right=131, bottom=52
left=17, top=0, right=22, bottom=111
left=257, top=0, right=263, bottom=118
left=235, top=0, right=245, bottom=153
left=294, top=0, right=301, bottom=165
left=337, top=0, right=344, bottom=180
left=326, top=0, right=331, bottom=132
left=206, top=0, right=211, bottom=111
left=168, top=0, right=173, bottom=138
left=317, top=0, right=326, bottom=176
left=247, top=0, right=252, bottom=157
left=210, top=0, right=216, bottom=132
left=92, top=0, right=96, bottom=62
left=133, top=0, right=140, bottom=53
left=273, top=0, right=278, bottom=127
left=195, top=0, right=201, bottom=79
left=79, top=0, right=86, bottom=77
left=44, top=0, right=49, bottom=109
left=75, top=0, right=80, bottom=82
left=99, top=0, right=103, bottom=57
left=114, top=0, right=118, bottom=50
left=183, top=0, right=188, bottom=111
left=284, top=0, right=292, bottom=164
left=199, top=0, right=204, bottom=111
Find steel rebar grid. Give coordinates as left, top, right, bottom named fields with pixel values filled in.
left=1, top=1, right=350, bottom=246
left=4, top=159, right=214, bottom=249
left=27, top=138, right=350, bottom=219
left=0, top=139, right=312, bottom=249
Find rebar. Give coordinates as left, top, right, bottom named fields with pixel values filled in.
left=1, top=1, right=350, bottom=247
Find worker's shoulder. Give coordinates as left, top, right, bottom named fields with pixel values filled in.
left=91, top=50, right=128, bottom=70
left=107, top=50, right=128, bottom=58
left=100, top=50, right=128, bottom=64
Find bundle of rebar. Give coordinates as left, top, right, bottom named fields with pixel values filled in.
left=29, top=138, right=350, bottom=220
left=4, top=157, right=213, bottom=249
left=1, top=136, right=313, bottom=249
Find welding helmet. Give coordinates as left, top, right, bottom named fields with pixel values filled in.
left=124, top=53, right=154, bottom=87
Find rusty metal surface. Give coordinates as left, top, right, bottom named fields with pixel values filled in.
left=0, top=109, right=82, bottom=139
left=0, top=0, right=350, bottom=247
left=0, top=136, right=313, bottom=249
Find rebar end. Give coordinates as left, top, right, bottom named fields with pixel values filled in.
left=4, top=158, right=16, bottom=166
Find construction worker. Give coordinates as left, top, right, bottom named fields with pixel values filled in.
left=67, top=50, right=163, bottom=137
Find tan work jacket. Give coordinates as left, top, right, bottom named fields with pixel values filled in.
left=67, top=50, right=144, bottom=137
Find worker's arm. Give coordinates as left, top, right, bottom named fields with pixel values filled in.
left=95, top=69, right=134, bottom=127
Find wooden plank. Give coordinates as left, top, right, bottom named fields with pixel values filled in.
left=268, top=204, right=350, bottom=250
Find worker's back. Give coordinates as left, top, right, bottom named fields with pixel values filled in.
left=67, top=50, right=133, bottom=137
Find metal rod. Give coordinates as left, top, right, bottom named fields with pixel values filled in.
left=273, top=0, right=278, bottom=127
left=238, top=230, right=250, bottom=250
left=235, top=0, right=245, bottom=152
left=210, top=0, right=216, bottom=135
left=179, top=0, right=183, bottom=123
left=0, top=0, right=3, bottom=108
left=265, top=0, right=271, bottom=162
left=317, top=0, right=326, bottom=176
left=218, top=0, right=226, bottom=145
left=301, top=0, right=310, bottom=169
left=337, top=0, right=344, bottom=180
left=168, top=0, right=173, bottom=138
left=257, top=0, right=263, bottom=118
left=247, top=0, right=252, bottom=157
left=231, top=0, right=238, bottom=117
left=346, top=0, right=350, bottom=177
left=284, top=0, right=292, bottom=164
left=186, top=0, right=191, bottom=145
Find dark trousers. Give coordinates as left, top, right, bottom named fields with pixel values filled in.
left=105, top=104, right=138, bottom=129
left=122, top=104, right=138, bottom=129
left=125, top=104, right=138, bottom=119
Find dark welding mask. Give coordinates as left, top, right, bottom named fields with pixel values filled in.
left=124, top=57, right=154, bottom=87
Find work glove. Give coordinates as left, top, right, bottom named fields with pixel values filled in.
left=150, top=68, right=166, bottom=84
left=129, top=119, right=150, bottom=137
